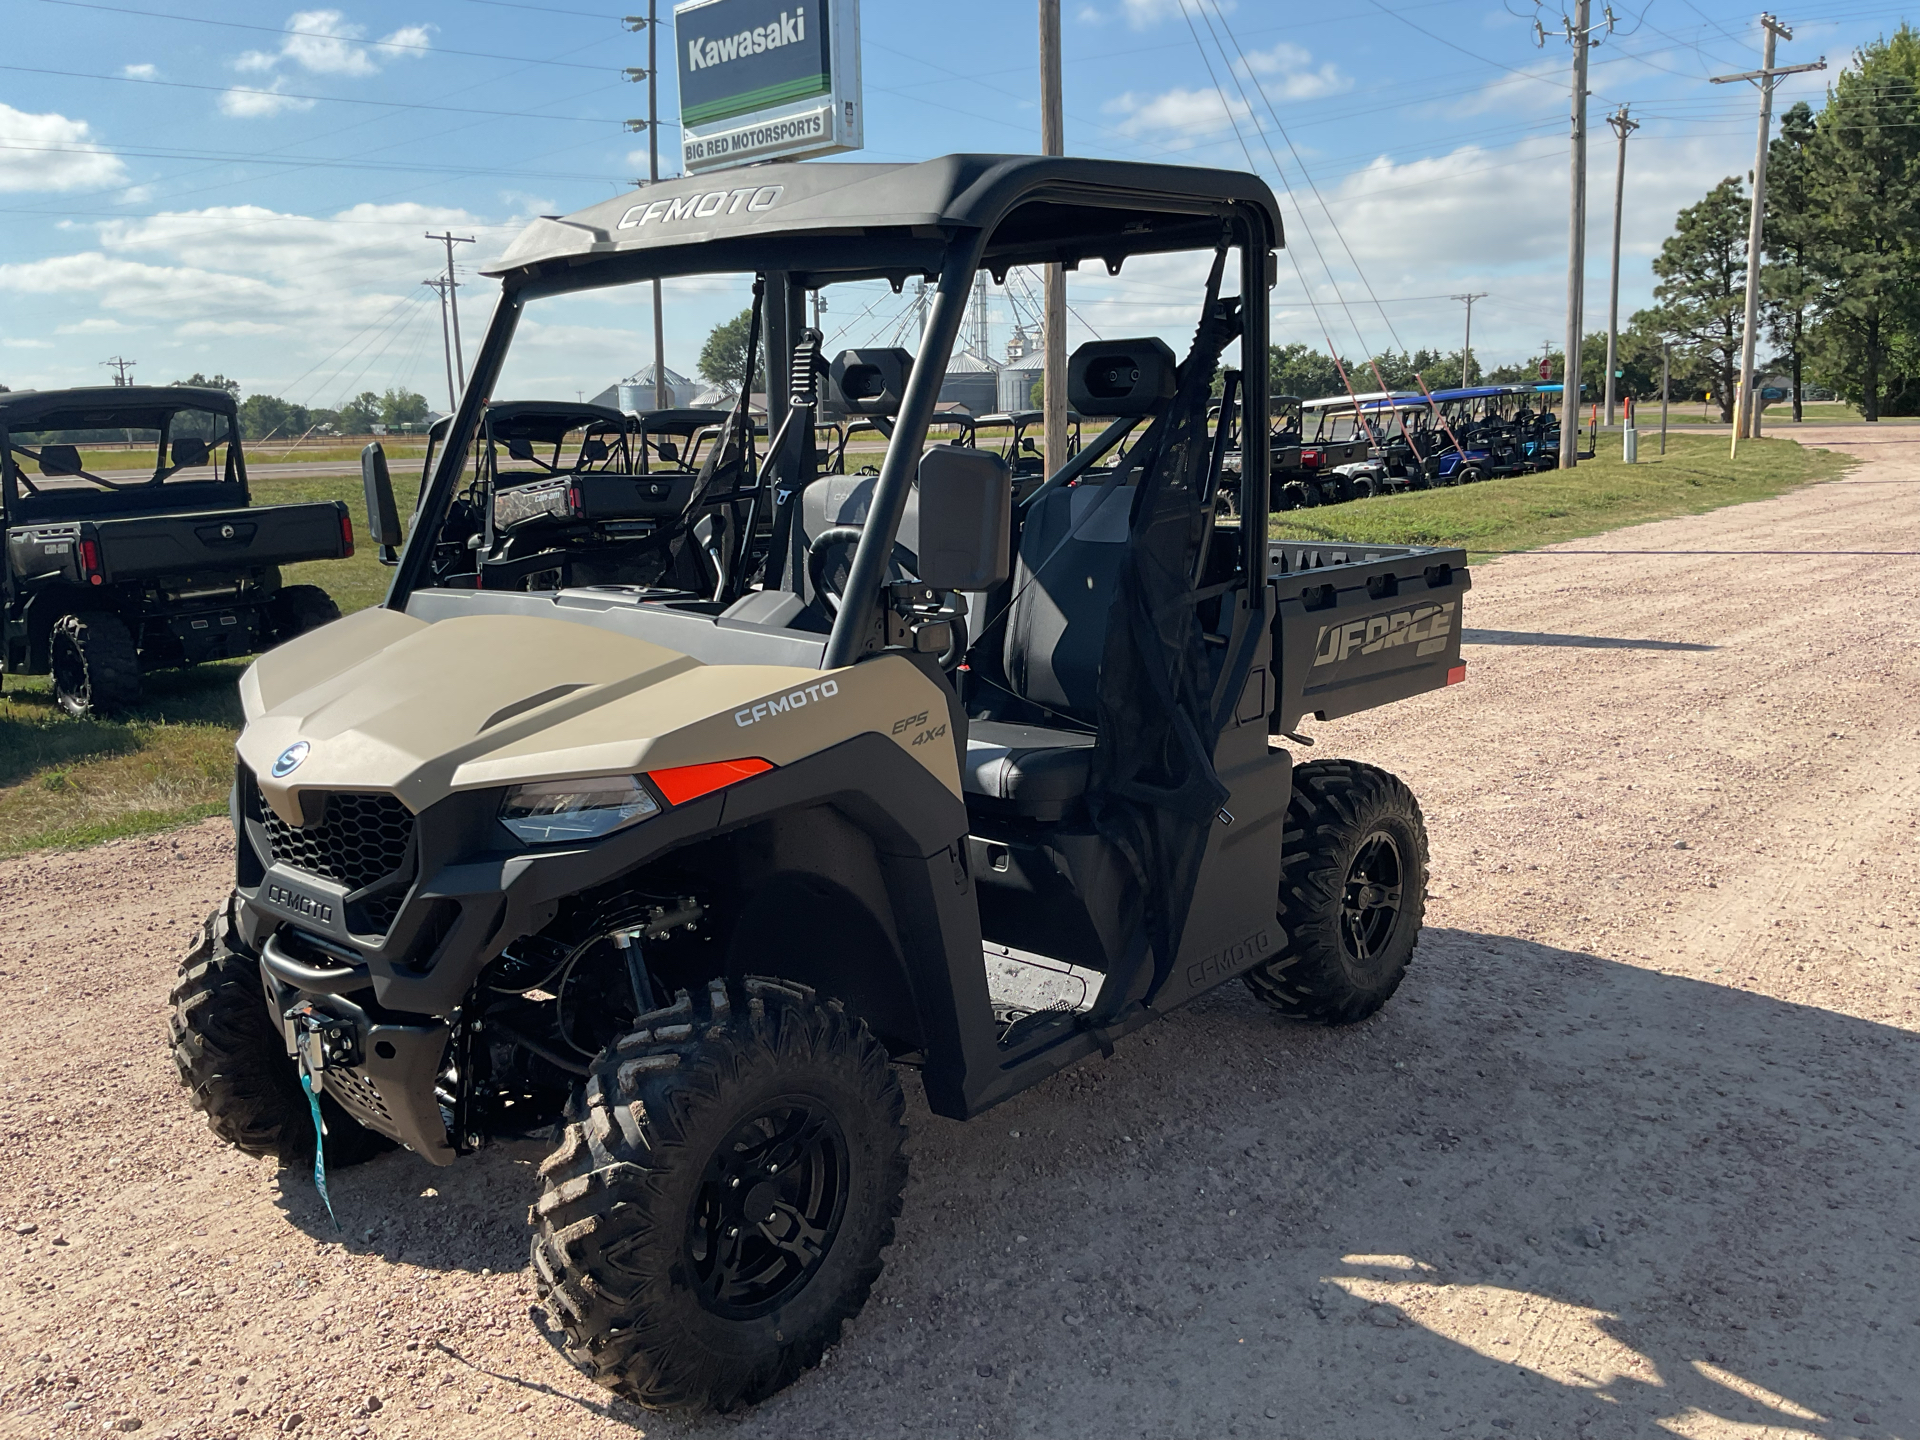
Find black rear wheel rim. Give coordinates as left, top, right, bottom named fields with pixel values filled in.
left=687, top=1096, right=850, bottom=1320
left=1340, top=830, right=1404, bottom=969
left=51, top=633, right=88, bottom=708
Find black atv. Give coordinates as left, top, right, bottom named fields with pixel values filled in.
left=1, top=386, right=352, bottom=715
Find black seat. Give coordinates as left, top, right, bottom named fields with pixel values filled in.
left=962, top=721, right=1095, bottom=821
left=959, top=477, right=1131, bottom=818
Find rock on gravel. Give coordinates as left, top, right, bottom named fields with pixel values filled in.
left=0, top=426, right=1915, bottom=1439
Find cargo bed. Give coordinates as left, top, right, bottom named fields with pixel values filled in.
left=1267, top=539, right=1470, bottom=732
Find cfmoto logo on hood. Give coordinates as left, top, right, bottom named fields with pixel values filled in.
left=272, top=741, right=311, bottom=778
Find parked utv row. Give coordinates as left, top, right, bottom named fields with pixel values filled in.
left=1222, top=382, right=1577, bottom=515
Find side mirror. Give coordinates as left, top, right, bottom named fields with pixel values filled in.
left=1021, top=437, right=1039, bottom=453
left=171, top=436, right=210, bottom=468
left=361, top=442, right=402, bottom=564
left=506, top=436, right=536, bottom=462
left=658, top=439, right=679, bottom=462
left=915, top=447, right=1010, bottom=591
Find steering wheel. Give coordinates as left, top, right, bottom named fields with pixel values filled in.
left=806, top=527, right=968, bottom=669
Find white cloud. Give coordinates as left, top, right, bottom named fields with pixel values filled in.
left=122, top=63, right=159, bottom=80
left=0, top=102, right=127, bottom=193
left=1235, top=42, right=1352, bottom=102
left=1105, top=86, right=1252, bottom=143
left=236, top=10, right=432, bottom=82
left=218, top=81, right=316, bottom=119
left=1115, top=0, right=1235, bottom=29
left=94, top=201, right=501, bottom=286
left=55, top=317, right=139, bottom=334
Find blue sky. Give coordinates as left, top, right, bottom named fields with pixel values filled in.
left=0, top=0, right=1885, bottom=408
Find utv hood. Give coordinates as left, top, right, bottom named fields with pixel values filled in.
left=236, top=607, right=959, bottom=824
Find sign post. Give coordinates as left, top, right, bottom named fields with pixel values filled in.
left=675, top=0, right=863, bottom=173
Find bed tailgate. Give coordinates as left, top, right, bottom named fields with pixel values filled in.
left=1267, top=541, right=1472, bottom=732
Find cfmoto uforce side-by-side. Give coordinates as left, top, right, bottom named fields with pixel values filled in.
left=168, top=154, right=1470, bottom=1411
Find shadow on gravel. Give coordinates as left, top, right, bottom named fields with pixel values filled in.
left=267, top=929, right=1918, bottom=1440
left=1460, top=628, right=1719, bottom=652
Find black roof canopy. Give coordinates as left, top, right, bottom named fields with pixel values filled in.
left=0, top=385, right=239, bottom=431
left=488, top=154, right=1283, bottom=296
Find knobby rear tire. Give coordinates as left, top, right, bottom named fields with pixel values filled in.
left=1245, top=759, right=1429, bottom=1025
left=50, top=610, right=139, bottom=718
left=267, top=584, right=341, bottom=645
left=530, top=977, right=907, bottom=1413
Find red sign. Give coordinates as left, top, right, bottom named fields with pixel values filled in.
left=1539, top=359, right=1552, bottom=381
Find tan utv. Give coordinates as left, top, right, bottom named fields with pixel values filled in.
left=167, top=154, right=1471, bottom=1411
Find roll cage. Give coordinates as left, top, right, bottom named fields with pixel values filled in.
left=391, top=155, right=1282, bottom=673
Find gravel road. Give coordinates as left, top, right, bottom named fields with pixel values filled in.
left=1, top=427, right=1915, bottom=1440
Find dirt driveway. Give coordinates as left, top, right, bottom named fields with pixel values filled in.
left=1, top=427, right=1915, bottom=1440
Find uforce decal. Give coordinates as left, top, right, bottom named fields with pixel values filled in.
left=266, top=881, right=334, bottom=925
left=735, top=677, right=838, bottom=727
left=1312, top=600, right=1456, bottom=668
left=617, top=185, right=783, bottom=229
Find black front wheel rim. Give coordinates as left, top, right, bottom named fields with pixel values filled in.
left=1340, top=831, right=1404, bottom=966
left=687, top=1097, right=850, bottom=1320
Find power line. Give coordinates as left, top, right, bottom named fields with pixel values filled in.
left=30, top=0, right=615, bottom=70
left=0, top=63, right=623, bottom=123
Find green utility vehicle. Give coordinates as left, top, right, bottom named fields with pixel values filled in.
left=168, top=155, right=1469, bottom=1412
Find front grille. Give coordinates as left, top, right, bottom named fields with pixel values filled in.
left=257, top=788, right=415, bottom=894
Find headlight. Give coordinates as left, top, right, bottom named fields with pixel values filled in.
left=499, top=775, right=659, bottom=845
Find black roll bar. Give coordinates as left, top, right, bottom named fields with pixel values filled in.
left=820, top=236, right=984, bottom=670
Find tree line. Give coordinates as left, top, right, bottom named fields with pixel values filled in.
left=1638, top=27, right=1920, bottom=421
left=171, top=377, right=433, bottom=441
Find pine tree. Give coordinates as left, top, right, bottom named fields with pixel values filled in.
left=1642, top=178, right=1749, bottom=422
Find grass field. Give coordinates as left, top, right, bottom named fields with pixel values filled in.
left=1270, top=432, right=1853, bottom=558
left=0, top=434, right=1853, bottom=857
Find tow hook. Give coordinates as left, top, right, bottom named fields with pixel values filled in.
left=283, top=1001, right=362, bottom=1092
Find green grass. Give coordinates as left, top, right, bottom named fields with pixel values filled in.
left=1644, top=401, right=1920, bottom=426
left=1270, top=432, right=1854, bottom=559
left=0, top=468, right=418, bottom=857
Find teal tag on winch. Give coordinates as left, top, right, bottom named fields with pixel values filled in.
left=300, top=1070, right=341, bottom=1232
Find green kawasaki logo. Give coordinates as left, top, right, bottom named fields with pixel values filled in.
left=684, top=10, right=827, bottom=125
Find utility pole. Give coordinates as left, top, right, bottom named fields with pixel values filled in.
left=1712, top=16, right=1824, bottom=450
left=1603, top=105, right=1638, bottom=427
left=1660, top=339, right=1671, bottom=454
left=1539, top=0, right=1612, bottom=468
left=1039, top=0, right=1067, bottom=474
left=625, top=6, right=669, bottom=410
left=1451, top=293, right=1487, bottom=387
left=100, top=356, right=135, bottom=386
left=423, top=278, right=457, bottom=410
left=426, top=231, right=476, bottom=389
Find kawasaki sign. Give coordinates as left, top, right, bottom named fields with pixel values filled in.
left=674, top=0, right=863, bottom=173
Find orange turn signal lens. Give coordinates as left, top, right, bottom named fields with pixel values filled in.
left=647, top=757, right=773, bottom=806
